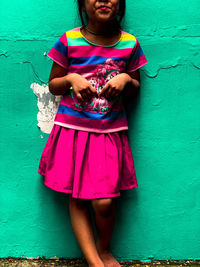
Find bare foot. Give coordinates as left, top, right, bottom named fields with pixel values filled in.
left=98, top=250, right=121, bottom=267
left=89, top=262, right=105, bottom=267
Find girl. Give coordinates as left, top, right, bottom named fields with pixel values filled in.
left=39, top=0, right=147, bottom=266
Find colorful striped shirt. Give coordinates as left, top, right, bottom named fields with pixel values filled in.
left=48, top=27, right=147, bottom=133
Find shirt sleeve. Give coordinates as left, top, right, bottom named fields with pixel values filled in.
left=126, top=38, right=148, bottom=73
left=47, top=32, right=68, bottom=69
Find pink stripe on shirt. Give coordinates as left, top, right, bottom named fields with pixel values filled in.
left=59, top=32, right=67, bottom=46
left=48, top=48, right=68, bottom=69
left=127, top=54, right=148, bottom=72
left=68, top=46, right=133, bottom=59
left=55, top=113, right=128, bottom=132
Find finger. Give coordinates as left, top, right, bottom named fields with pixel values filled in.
left=86, top=88, right=93, bottom=100
left=83, top=88, right=90, bottom=101
left=81, top=91, right=88, bottom=102
left=111, top=88, right=120, bottom=99
left=112, top=91, right=119, bottom=98
left=88, top=89, right=97, bottom=101
left=89, top=84, right=98, bottom=98
left=106, top=87, right=113, bottom=99
left=108, top=88, right=116, bottom=98
left=99, top=83, right=109, bottom=97
left=76, top=93, right=84, bottom=103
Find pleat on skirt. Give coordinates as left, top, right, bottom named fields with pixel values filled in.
left=38, top=124, right=138, bottom=199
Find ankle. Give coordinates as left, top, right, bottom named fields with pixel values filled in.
left=89, top=259, right=104, bottom=267
left=86, top=252, right=104, bottom=266
left=96, top=240, right=110, bottom=255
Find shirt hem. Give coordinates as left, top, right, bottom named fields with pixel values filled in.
left=47, top=53, right=68, bottom=69
left=127, top=60, right=148, bottom=73
left=54, top=121, right=128, bottom=133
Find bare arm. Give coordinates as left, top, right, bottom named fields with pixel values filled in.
left=48, top=62, right=70, bottom=95
left=48, top=62, right=98, bottom=101
left=124, top=69, right=140, bottom=97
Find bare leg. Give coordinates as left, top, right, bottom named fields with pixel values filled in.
left=69, top=195, right=104, bottom=267
left=92, top=198, right=121, bottom=267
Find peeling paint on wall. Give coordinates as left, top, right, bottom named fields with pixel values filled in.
left=31, top=83, right=61, bottom=133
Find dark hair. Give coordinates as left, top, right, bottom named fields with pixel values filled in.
left=76, top=0, right=126, bottom=28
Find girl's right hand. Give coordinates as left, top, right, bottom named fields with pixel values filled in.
left=67, top=73, right=98, bottom=102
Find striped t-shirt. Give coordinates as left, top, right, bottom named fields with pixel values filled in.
left=48, top=27, right=147, bottom=133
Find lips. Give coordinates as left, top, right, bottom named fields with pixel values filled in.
left=97, top=5, right=111, bottom=11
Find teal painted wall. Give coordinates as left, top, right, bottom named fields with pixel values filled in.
left=0, top=0, right=200, bottom=261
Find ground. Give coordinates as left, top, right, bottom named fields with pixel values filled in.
left=0, top=258, right=200, bottom=267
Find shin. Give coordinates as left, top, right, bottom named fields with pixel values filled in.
left=69, top=196, right=104, bottom=267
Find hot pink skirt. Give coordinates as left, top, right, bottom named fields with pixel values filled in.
left=38, top=125, right=138, bottom=199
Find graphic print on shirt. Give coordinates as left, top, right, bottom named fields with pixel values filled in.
left=71, top=58, right=125, bottom=114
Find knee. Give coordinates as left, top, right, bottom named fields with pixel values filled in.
left=92, top=198, right=114, bottom=217
left=69, top=195, right=90, bottom=210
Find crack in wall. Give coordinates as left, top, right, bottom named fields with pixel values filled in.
left=0, top=50, right=8, bottom=57
left=16, top=61, right=47, bottom=84
left=144, top=63, right=183, bottom=78
left=144, top=55, right=200, bottom=78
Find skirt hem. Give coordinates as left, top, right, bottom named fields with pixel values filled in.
left=44, top=181, right=138, bottom=199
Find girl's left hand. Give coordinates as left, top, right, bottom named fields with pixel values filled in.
left=99, top=73, right=131, bottom=99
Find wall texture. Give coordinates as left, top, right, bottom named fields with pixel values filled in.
left=0, top=0, right=200, bottom=261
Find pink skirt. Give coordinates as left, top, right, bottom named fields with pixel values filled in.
left=38, top=125, right=138, bottom=199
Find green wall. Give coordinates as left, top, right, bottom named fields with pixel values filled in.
left=0, top=0, right=200, bottom=261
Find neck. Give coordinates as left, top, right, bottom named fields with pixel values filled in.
left=86, top=20, right=120, bottom=35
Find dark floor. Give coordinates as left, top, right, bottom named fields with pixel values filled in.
left=0, top=258, right=200, bottom=267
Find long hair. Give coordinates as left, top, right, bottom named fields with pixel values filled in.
left=76, top=0, right=126, bottom=28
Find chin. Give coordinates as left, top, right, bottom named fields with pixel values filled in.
left=96, top=15, right=116, bottom=23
